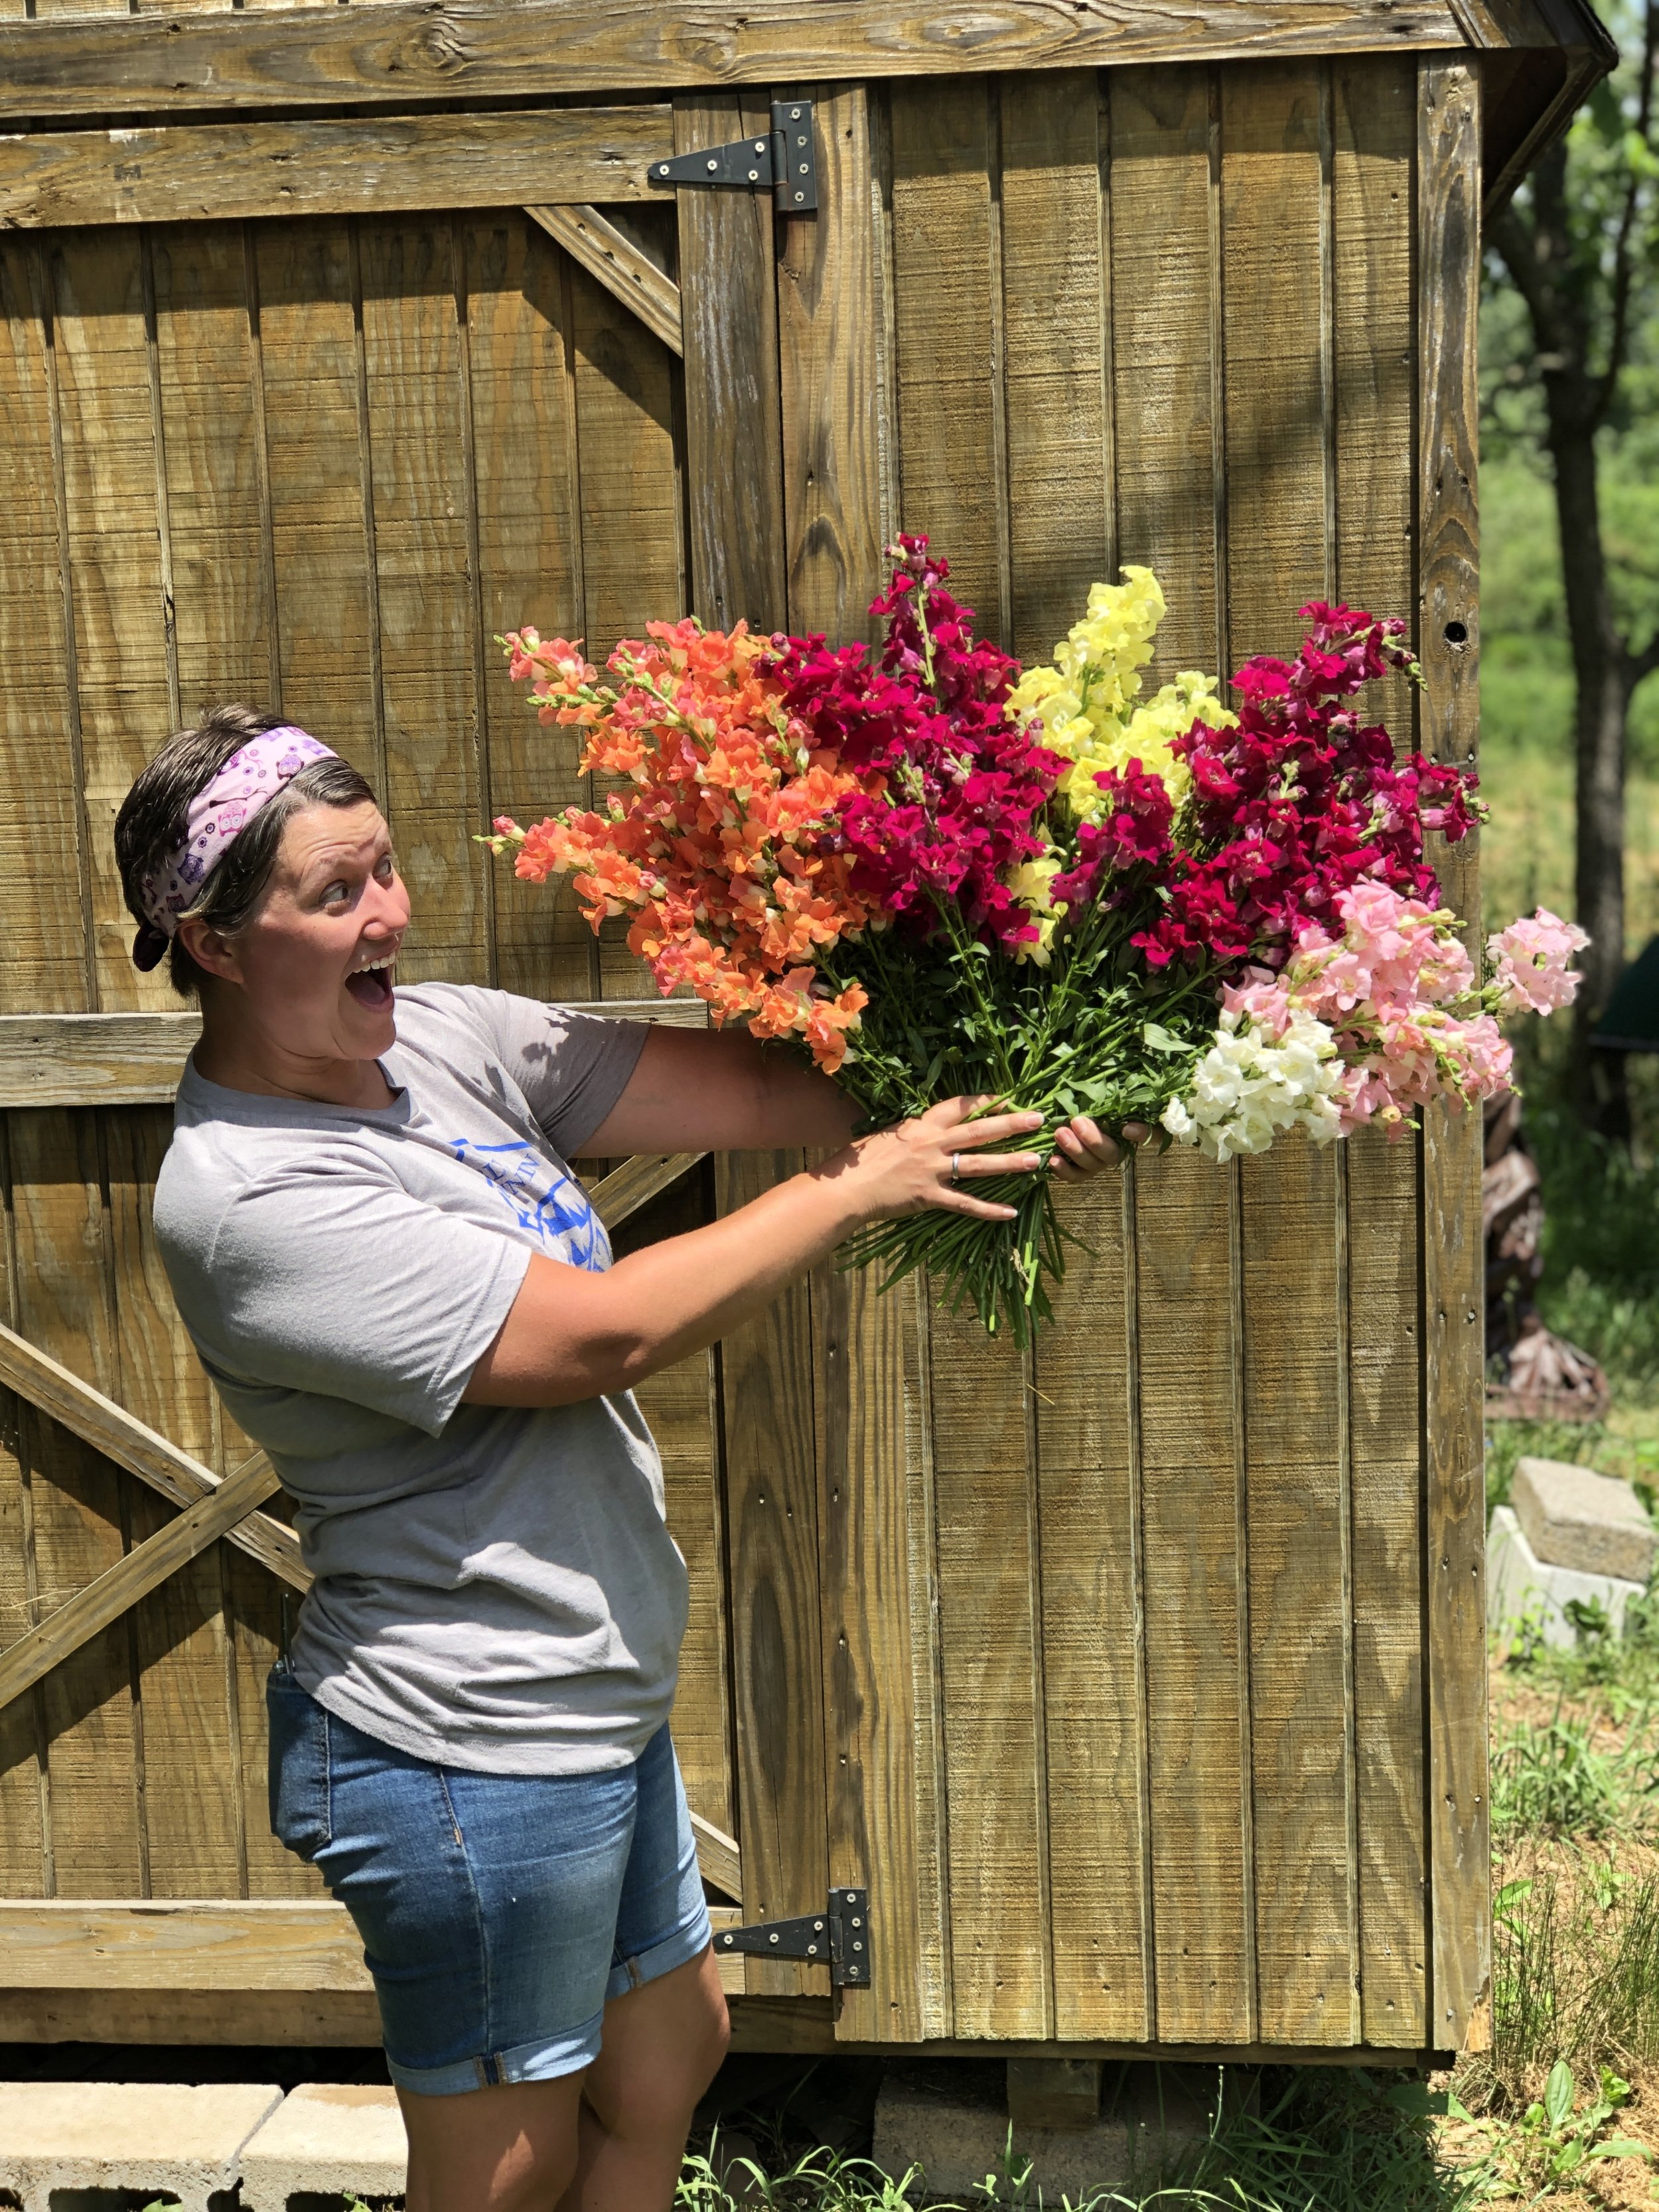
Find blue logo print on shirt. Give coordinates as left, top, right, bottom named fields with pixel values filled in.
left=445, top=1137, right=608, bottom=1272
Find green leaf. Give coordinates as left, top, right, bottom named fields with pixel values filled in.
left=1588, top=2137, right=1652, bottom=2161
left=1544, top=2059, right=1577, bottom=2132
left=1141, top=1021, right=1187, bottom=1055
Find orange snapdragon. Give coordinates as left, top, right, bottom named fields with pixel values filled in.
left=491, top=621, right=881, bottom=1071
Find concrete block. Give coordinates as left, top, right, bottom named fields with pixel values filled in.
left=1489, top=1505, right=1647, bottom=1647
left=0, top=2080, right=281, bottom=2212
left=1007, top=2056, right=1100, bottom=2130
left=238, top=2081, right=407, bottom=2211
left=1512, top=1456, right=1656, bottom=1584
left=873, top=2059, right=1232, bottom=2201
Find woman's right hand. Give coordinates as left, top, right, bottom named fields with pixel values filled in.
left=818, top=1095, right=1047, bottom=1224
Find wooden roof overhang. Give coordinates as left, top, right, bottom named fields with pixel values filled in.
left=0, top=0, right=1614, bottom=219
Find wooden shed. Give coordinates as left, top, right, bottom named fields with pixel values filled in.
left=0, top=0, right=1611, bottom=2070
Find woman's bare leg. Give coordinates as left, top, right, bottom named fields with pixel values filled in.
left=399, top=2073, right=585, bottom=2212
left=559, top=1946, right=731, bottom=2212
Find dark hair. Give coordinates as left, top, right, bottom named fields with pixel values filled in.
left=113, top=705, right=379, bottom=999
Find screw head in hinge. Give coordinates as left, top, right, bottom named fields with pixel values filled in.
left=705, top=159, right=717, bottom=173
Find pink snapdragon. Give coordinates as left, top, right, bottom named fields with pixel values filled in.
left=1488, top=909, right=1590, bottom=1016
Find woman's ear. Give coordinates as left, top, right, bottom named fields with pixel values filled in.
left=175, top=913, right=243, bottom=985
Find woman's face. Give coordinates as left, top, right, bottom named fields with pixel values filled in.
left=186, top=799, right=411, bottom=1065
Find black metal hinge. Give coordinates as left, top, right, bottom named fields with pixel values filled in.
left=648, top=100, right=819, bottom=213
left=713, top=1885, right=869, bottom=1986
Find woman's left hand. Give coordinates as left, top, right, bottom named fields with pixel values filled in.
left=1048, top=1114, right=1148, bottom=1182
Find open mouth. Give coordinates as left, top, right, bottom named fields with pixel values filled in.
left=344, top=957, right=396, bottom=1011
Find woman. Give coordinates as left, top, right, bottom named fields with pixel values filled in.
left=115, top=706, right=1127, bottom=2212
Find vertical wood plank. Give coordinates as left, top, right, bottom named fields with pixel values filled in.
left=716, top=1152, right=827, bottom=1996
left=1347, top=1125, right=1428, bottom=2042
left=998, top=72, right=1111, bottom=664
left=360, top=219, right=487, bottom=988
left=253, top=222, right=380, bottom=773
left=7, top=1110, right=143, bottom=1897
left=1334, top=52, right=1427, bottom=2047
left=674, top=92, right=788, bottom=634
left=889, top=80, right=1004, bottom=638
left=1034, top=1173, right=1151, bottom=2039
left=48, top=234, right=175, bottom=1011
left=930, top=1301, right=1051, bottom=2039
left=106, top=1106, right=242, bottom=1901
left=1134, top=1149, right=1250, bottom=2040
left=0, top=243, right=86, bottom=1019
left=1108, top=66, right=1220, bottom=678
left=820, top=1266, right=950, bottom=2042
left=0, top=1118, right=47, bottom=1897
left=150, top=224, right=273, bottom=716
left=1419, top=54, right=1488, bottom=2057
left=1239, top=1138, right=1352, bottom=2043
left=463, top=211, right=595, bottom=1003
left=777, top=83, right=887, bottom=646
left=1219, top=60, right=1354, bottom=2047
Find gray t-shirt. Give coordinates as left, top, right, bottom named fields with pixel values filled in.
left=155, top=982, right=689, bottom=1776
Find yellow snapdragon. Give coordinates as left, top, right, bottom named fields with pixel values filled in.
left=1008, top=565, right=1235, bottom=821
left=1004, top=855, right=1064, bottom=966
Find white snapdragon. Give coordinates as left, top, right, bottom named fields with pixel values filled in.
left=1161, top=1007, right=1347, bottom=1161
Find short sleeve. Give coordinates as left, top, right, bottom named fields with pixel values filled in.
left=197, top=1155, right=532, bottom=1436
left=466, top=990, right=650, bottom=1157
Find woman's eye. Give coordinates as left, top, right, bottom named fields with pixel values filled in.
left=322, top=881, right=350, bottom=904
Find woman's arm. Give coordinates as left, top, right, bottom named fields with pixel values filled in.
left=574, top=1023, right=855, bottom=1157
left=465, top=1096, right=1046, bottom=1408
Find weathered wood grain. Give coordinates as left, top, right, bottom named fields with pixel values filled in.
left=0, top=110, right=672, bottom=232
left=777, top=83, right=887, bottom=645
left=0, top=1128, right=48, bottom=1897
left=1106, top=66, right=1219, bottom=677
left=1240, top=1137, right=1353, bottom=2043
left=0, top=1455, right=279, bottom=1715
left=250, top=221, right=382, bottom=776
left=1035, top=1173, right=1151, bottom=2040
left=1134, top=1149, right=1251, bottom=2041
left=1333, top=53, right=1427, bottom=2048
left=930, top=1297, right=1052, bottom=2039
left=889, top=78, right=1004, bottom=637
left=5, top=1110, right=143, bottom=1895
left=0, top=1986, right=384, bottom=2047
left=149, top=223, right=273, bottom=719
left=46, top=234, right=175, bottom=1011
left=819, top=1265, right=950, bottom=2043
left=0, top=1, right=1470, bottom=120
left=526, top=203, right=683, bottom=356
left=999, top=72, right=1112, bottom=662
left=691, top=1812, right=742, bottom=1902
left=0, top=241, right=86, bottom=1019
left=360, top=218, right=488, bottom=988
left=463, top=210, right=595, bottom=1003
left=675, top=92, right=787, bottom=636
left=0, top=1317, right=306, bottom=1595
left=1418, top=54, right=1489, bottom=2057
left=587, top=1151, right=707, bottom=1231
left=1218, top=63, right=1354, bottom=2047
left=1346, top=1128, right=1428, bottom=2043
left=0, top=1896, right=373, bottom=1991
left=105, top=1104, right=244, bottom=1901
left=716, top=1151, right=828, bottom=1999
left=0, top=999, right=705, bottom=1109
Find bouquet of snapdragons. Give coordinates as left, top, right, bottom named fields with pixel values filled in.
left=489, top=540, right=1583, bottom=1342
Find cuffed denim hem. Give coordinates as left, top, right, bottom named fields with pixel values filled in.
left=604, top=1895, right=713, bottom=2002
left=387, top=2018, right=605, bottom=2098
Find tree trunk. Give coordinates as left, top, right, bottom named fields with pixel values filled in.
left=1550, top=407, right=1631, bottom=1133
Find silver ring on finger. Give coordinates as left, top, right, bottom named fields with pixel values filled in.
left=950, top=1151, right=962, bottom=1187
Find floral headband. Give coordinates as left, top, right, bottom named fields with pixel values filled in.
left=132, top=726, right=336, bottom=972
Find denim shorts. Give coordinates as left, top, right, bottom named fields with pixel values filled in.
left=266, top=1664, right=712, bottom=2096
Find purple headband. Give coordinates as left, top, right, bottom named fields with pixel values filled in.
left=133, top=726, right=336, bottom=972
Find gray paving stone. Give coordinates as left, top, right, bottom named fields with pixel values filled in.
left=0, top=2080, right=281, bottom=2212
left=1513, top=1456, right=1656, bottom=1583
left=238, top=2081, right=407, bottom=2212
